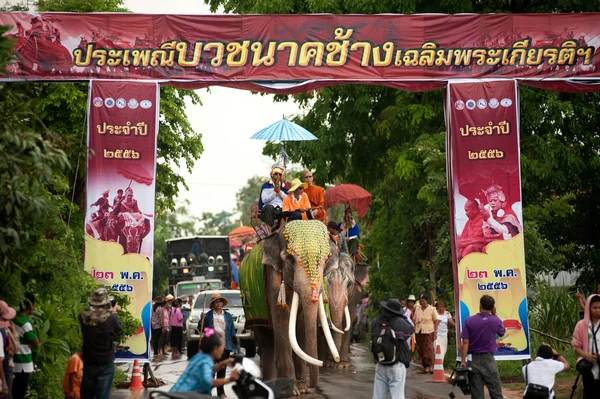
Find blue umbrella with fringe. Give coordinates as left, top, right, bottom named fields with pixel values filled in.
left=250, top=116, right=318, bottom=167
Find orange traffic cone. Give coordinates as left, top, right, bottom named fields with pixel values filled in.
left=129, top=359, right=144, bottom=390
left=429, top=344, right=446, bottom=383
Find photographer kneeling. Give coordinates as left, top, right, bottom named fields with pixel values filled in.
left=522, top=344, right=569, bottom=399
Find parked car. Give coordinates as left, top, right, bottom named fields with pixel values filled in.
left=186, top=289, right=256, bottom=359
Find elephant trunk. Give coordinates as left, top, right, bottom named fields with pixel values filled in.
left=288, top=292, right=322, bottom=367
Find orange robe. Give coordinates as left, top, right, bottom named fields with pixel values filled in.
left=282, top=193, right=312, bottom=220
left=304, top=185, right=327, bottom=222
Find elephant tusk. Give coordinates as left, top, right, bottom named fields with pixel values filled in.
left=319, top=294, right=341, bottom=363
left=344, top=305, right=352, bottom=332
left=330, top=321, right=344, bottom=335
left=289, top=292, right=323, bottom=367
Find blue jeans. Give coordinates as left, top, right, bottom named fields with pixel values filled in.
left=80, top=363, right=114, bottom=399
left=373, top=363, right=406, bottom=399
left=4, top=365, right=13, bottom=399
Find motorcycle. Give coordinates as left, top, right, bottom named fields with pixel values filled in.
left=149, top=355, right=294, bottom=399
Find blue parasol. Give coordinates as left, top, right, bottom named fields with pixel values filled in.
left=250, top=117, right=318, bottom=167
left=250, top=118, right=318, bottom=141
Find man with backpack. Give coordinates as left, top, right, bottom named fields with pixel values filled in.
left=371, top=298, right=414, bottom=399
left=522, top=344, right=569, bottom=399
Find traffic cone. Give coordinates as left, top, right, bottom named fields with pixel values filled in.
left=429, top=344, right=446, bottom=383
left=129, top=359, right=144, bottom=390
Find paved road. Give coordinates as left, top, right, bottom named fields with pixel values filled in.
left=111, top=344, right=473, bottom=399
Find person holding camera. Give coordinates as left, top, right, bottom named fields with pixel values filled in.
left=460, top=295, right=505, bottom=399
left=522, top=344, right=569, bottom=399
left=572, top=294, right=600, bottom=397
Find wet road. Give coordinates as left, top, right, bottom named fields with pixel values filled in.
left=111, top=344, right=473, bottom=399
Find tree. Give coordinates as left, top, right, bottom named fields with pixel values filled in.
left=235, top=175, right=265, bottom=226
left=197, top=211, right=236, bottom=235
left=207, top=0, right=600, bottom=300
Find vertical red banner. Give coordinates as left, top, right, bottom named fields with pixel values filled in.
left=84, top=81, right=159, bottom=361
left=446, top=80, right=530, bottom=360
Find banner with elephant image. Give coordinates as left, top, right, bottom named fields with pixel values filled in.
left=84, top=80, right=159, bottom=361
left=446, top=80, right=531, bottom=360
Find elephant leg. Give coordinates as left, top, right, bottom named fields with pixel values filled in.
left=266, top=269, right=296, bottom=390
left=293, top=309, right=311, bottom=394
left=254, top=327, right=276, bottom=381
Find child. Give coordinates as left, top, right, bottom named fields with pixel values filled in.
left=63, top=350, right=83, bottom=399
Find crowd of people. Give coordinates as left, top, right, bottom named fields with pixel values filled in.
left=257, top=165, right=361, bottom=259
left=151, top=294, right=192, bottom=361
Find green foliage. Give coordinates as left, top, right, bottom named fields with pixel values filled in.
left=112, top=292, right=142, bottom=344
left=236, top=175, right=265, bottom=226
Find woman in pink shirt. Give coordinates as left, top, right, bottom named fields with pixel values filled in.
left=170, top=300, right=184, bottom=358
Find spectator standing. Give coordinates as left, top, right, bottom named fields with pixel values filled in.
left=79, top=288, right=122, bottom=399
left=434, top=300, right=454, bottom=363
left=0, top=301, right=17, bottom=398
left=404, top=295, right=416, bottom=362
left=413, top=294, right=438, bottom=373
left=161, top=300, right=170, bottom=355
left=460, top=295, right=505, bottom=399
left=371, top=298, right=414, bottom=399
left=170, top=299, right=184, bottom=358
left=200, top=294, right=237, bottom=398
left=572, top=294, right=600, bottom=397
left=522, top=344, right=568, bottom=399
left=151, top=297, right=165, bottom=360
left=63, top=350, right=83, bottom=399
left=12, top=295, right=39, bottom=399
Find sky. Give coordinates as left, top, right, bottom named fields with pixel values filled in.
left=124, top=0, right=304, bottom=219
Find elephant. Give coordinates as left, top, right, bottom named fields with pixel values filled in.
left=239, top=220, right=340, bottom=395
left=319, top=257, right=370, bottom=368
left=85, top=212, right=151, bottom=254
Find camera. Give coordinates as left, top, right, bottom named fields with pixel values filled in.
left=449, top=365, right=473, bottom=396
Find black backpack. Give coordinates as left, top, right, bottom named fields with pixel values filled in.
left=371, top=321, right=399, bottom=365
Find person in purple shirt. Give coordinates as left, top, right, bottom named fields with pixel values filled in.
left=460, top=295, right=505, bottom=399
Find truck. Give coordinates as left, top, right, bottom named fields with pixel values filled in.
left=167, top=235, right=232, bottom=296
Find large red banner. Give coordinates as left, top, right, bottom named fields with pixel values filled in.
left=84, top=80, right=159, bottom=361
left=0, top=12, right=599, bottom=92
left=446, top=80, right=530, bottom=360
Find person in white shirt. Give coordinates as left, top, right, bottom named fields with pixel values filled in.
left=522, top=344, right=569, bottom=399
left=434, top=300, right=454, bottom=362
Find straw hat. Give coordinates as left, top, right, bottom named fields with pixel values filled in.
left=209, top=293, right=229, bottom=309
left=88, top=288, right=114, bottom=307
left=0, top=300, right=16, bottom=328
left=288, top=178, right=307, bottom=193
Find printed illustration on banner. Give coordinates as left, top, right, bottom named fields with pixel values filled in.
left=93, top=97, right=103, bottom=107
left=455, top=100, right=465, bottom=110
left=466, top=100, right=476, bottom=110
left=140, top=100, right=152, bottom=109
left=489, top=98, right=499, bottom=109
left=128, top=98, right=139, bottom=109
left=105, top=98, right=115, bottom=108
left=501, top=98, right=513, bottom=107
left=116, top=98, right=127, bottom=109
left=477, top=99, right=487, bottom=109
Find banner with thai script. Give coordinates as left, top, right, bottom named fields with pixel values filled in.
left=84, top=80, right=159, bottom=361
left=446, top=80, right=530, bottom=360
left=0, top=12, right=599, bottom=93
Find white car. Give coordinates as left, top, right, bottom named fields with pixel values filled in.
left=186, top=289, right=256, bottom=359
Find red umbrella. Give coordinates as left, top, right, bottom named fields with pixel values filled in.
left=116, top=163, right=153, bottom=186
left=324, top=184, right=372, bottom=218
left=229, top=239, right=243, bottom=248
left=228, top=226, right=255, bottom=240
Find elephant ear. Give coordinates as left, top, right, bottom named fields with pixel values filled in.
left=261, top=233, right=286, bottom=271
left=354, top=262, right=370, bottom=292
left=324, top=245, right=339, bottom=278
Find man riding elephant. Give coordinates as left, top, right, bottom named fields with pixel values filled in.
left=258, top=164, right=288, bottom=231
